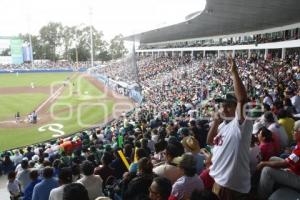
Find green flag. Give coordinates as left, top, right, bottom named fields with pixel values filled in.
left=118, top=135, right=123, bottom=148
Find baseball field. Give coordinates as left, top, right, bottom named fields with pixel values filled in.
left=0, top=72, right=133, bottom=151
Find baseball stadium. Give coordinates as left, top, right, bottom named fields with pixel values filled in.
left=0, top=70, right=134, bottom=151
left=1, top=0, right=300, bottom=200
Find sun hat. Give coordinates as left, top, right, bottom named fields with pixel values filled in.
left=181, top=136, right=200, bottom=153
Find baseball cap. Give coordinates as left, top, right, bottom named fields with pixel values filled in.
left=262, top=111, right=276, bottom=123
left=215, top=93, right=237, bottom=104
left=248, top=108, right=264, bottom=118
left=172, top=153, right=196, bottom=169
left=252, top=122, right=264, bottom=134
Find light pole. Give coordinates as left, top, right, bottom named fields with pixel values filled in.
left=75, top=24, right=84, bottom=69
left=89, top=7, right=94, bottom=68
left=27, top=14, right=34, bottom=67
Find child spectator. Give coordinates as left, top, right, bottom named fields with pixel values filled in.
left=258, top=127, right=277, bottom=161
left=7, top=171, right=21, bottom=200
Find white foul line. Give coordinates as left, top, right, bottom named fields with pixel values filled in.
left=35, top=85, right=65, bottom=113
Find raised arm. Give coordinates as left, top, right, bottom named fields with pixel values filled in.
left=207, top=112, right=222, bottom=145
left=228, top=57, right=248, bottom=123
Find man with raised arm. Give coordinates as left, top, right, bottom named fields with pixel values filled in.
left=207, top=56, right=253, bottom=200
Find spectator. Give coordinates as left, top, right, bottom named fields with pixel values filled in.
left=291, top=89, right=300, bottom=113
left=49, top=167, right=73, bottom=200
left=2, top=155, right=15, bottom=174
left=153, top=144, right=183, bottom=184
left=7, top=171, right=21, bottom=200
left=199, top=149, right=214, bottom=190
left=283, top=97, right=296, bottom=115
left=110, top=149, right=128, bottom=179
left=262, top=111, right=289, bottom=151
left=207, top=57, right=252, bottom=200
left=94, top=152, right=116, bottom=191
left=23, top=170, right=41, bottom=200
left=12, top=149, right=23, bottom=167
left=16, top=159, right=31, bottom=193
left=77, top=160, right=104, bottom=200
left=277, top=109, right=295, bottom=142
left=249, top=131, right=262, bottom=175
left=128, top=148, right=147, bottom=173
left=263, top=90, right=273, bottom=107
left=123, top=157, right=156, bottom=200
left=24, top=147, right=35, bottom=161
left=32, top=167, right=59, bottom=200
left=257, top=127, right=277, bottom=161
left=170, top=154, right=204, bottom=200
left=149, top=177, right=172, bottom=200
left=256, top=120, right=300, bottom=199
left=181, top=136, right=205, bottom=173
left=63, top=183, right=89, bottom=200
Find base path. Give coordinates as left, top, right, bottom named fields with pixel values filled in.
left=0, top=73, right=136, bottom=129
left=0, top=86, right=51, bottom=94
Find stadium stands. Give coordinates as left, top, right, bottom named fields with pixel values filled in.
left=1, top=0, right=300, bottom=199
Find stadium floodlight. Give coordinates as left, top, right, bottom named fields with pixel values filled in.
left=89, top=7, right=94, bottom=68
left=75, top=23, right=85, bottom=69
left=26, top=14, right=34, bottom=67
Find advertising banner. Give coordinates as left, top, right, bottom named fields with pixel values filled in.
left=10, top=39, right=23, bottom=64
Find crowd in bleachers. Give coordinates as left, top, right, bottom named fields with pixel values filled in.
left=0, top=61, right=91, bottom=71
left=1, top=53, right=300, bottom=200
left=140, top=28, right=300, bottom=50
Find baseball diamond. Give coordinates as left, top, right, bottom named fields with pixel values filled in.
left=0, top=72, right=134, bottom=151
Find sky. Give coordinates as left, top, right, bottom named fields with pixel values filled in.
left=0, top=0, right=206, bottom=40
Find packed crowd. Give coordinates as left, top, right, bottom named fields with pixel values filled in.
left=0, top=61, right=91, bottom=71
left=140, top=28, right=300, bottom=50
left=1, top=53, right=300, bottom=200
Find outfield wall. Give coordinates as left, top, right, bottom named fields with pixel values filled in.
left=92, top=74, right=143, bottom=104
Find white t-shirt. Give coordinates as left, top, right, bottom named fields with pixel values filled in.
left=12, top=154, right=23, bottom=166
left=16, top=169, right=31, bottom=192
left=7, top=180, right=21, bottom=197
left=209, top=116, right=253, bottom=193
left=153, top=163, right=183, bottom=184
left=268, top=123, right=289, bottom=149
left=263, top=96, right=273, bottom=106
left=291, top=95, right=300, bottom=113
left=77, top=175, right=103, bottom=200
left=49, top=185, right=66, bottom=200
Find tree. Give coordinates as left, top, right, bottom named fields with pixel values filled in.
left=17, top=22, right=128, bottom=63
left=0, top=48, right=10, bottom=56
left=62, top=26, right=76, bottom=61
left=39, top=22, right=63, bottom=61
left=75, top=25, right=108, bottom=62
left=97, top=50, right=112, bottom=61
left=109, top=34, right=128, bottom=59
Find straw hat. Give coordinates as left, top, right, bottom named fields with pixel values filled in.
left=181, top=136, right=200, bottom=153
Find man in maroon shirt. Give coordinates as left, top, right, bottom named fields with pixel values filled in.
left=257, top=120, right=300, bottom=199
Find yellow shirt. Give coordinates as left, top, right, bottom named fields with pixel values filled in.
left=278, top=117, right=295, bottom=142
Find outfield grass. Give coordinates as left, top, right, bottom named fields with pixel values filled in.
left=0, top=101, right=114, bottom=151
left=0, top=72, right=72, bottom=120
left=0, top=73, right=115, bottom=151
left=0, top=72, right=71, bottom=87
left=0, top=94, right=48, bottom=120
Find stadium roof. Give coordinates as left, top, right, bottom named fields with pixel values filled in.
left=124, top=0, right=300, bottom=44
